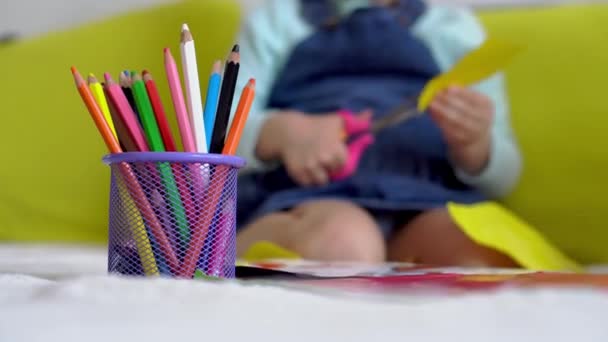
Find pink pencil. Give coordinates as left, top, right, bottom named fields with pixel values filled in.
left=104, top=73, right=150, bottom=152
left=165, top=46, right=209, bottom=235
left=164, top=47, right=196, bottom=152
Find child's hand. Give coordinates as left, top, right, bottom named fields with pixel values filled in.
left=429, top=86, right=494, bottom=175
left=257, top=111, right=354, bottom=187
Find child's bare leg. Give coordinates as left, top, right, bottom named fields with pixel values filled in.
left=387, top=208, right=518, bottom=268
left=237, top=199, right=386, bottom=263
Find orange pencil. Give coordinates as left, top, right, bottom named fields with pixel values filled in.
left=71, top=66, right=179, bottom=274
left=72, top=67, right=122, bottom=153
left=222, top=79, right=255, bottom=155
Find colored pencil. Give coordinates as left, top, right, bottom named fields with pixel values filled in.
left=120, top=71, right=140, bottom=123
left=104, top=86, right=133, bottom=151
left=181, top=167, right=229, bottom=277
left=180, top=24, right=207, bottom=153
left=143, top=69, right=196, bottom=239
left=210, top=44, right=240, bottom=154
left=104, top=73, right=149, bottom=152
left=203, top=61, right=222, bottom=149
left=223, top=79, right=255, bottom=155
left=133, top=71, right=192, bottom=244
left=208, top=197, right=236, bottom=277
left=71, top=66, right=164, bottom=276
left=73, top=68, right=121, bottom=154
left=198, top=79, right=255, bottom=274
left=88, top=74, right=117, bottom=139
left=164, top=47, right=196, bottom=152
left=131, top=72, right=165, bottom=151
left=102, top=83, right=163, bottom=275
left=142, top=70, right=177, bottom=151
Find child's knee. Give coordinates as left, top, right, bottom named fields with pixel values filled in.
left=293, top=201, right=386, bottom=262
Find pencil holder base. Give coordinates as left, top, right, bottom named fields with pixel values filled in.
left=104, top=152, right=245, bottom=279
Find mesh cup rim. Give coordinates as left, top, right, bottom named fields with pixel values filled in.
left=103, top=152, right=246, bottom=168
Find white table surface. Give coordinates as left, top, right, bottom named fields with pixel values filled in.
left=1, top=243, right=607, bottom=342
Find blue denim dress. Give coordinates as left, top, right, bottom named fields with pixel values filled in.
left=237, top=0, right=485, bottom=237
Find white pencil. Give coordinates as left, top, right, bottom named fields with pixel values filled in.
left=180, top=23, right=207, bottom=153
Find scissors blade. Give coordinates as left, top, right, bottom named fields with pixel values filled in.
left=370, top=97, right=421, bottom=134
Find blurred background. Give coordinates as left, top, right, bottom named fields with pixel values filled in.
left=0, top=0, right=600, bottom=40
left=0, top=0, right=606, bottom=270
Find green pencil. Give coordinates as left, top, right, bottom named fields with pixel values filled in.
left=132, top=72, right=191, bottom=245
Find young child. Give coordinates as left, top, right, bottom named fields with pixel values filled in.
left=231, top=0, right=523, bottom=267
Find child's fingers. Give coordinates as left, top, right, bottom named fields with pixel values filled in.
left=430, top=99, right=478, bottom=145
left=319, top=144, right=348, bottom=172
left=442, top=90, right=473, bottom=115
left=304, top=156, right=330, bottom=186
left=449, top=86, right=493, bottom=114
left=436, top=91, right=488, bottom=129
left=285, top=154, right=314, bottom=187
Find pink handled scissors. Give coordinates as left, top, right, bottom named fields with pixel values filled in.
left=329, top=98, right=421, bottom=181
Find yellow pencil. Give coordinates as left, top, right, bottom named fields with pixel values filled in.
left=88, top=73, right=118, bottom=139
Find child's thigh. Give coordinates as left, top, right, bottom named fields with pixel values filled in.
left=237, top=199, right=385, bottom=262
left=387, top=208, right=518, bottom=268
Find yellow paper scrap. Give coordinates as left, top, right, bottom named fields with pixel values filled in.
left=418, top=38, right=523, bottom=111
left=447, top=202, right=582, bottom=272
left=241, top=241, right=301, bottom=262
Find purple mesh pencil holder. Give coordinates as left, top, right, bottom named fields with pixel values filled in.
left=103, top=152, right=245, bottom=279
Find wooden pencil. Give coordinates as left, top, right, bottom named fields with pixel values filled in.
left=72, top=67, right=121, bottom=154
left=203, top=61, right=222, bottom=149
left=180, top=23, right=207, bottom=153
left=164, top=47, right=196, bottom=152
left=71, top=66, right=165, bottom=276
left=209, top=44, right=240, bottom=154
left=223, top=79, right=255, bottom=155
left=142, top=70, right=177, bottom=152
left=120, top=71, right=140, bottom=123
left=104, top=73, right=149, bottom=152
left=103, top=86, right=137, bottom=152
left=88, top=73, right=117, bottom=140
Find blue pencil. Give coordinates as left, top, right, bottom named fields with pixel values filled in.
left=203, top=61, right=222, bottom=149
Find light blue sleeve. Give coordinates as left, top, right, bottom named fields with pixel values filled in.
left=412, top=6, right=523, bottom=198
left=229, top=0, right=312, bottom=172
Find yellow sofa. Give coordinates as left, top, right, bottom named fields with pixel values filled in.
left=0, top=1, right=606, bottom=265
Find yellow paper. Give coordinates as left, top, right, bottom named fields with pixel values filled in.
left=241, top=241, right=301, bottom=262
left=418, top=38, right=523, bottom=111
left=447, top=202, right=582, bottom=272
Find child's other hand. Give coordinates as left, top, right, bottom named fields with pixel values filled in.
left=429, top=86, right=494, bottom=175
left=257, top=111, right=354, bottom=187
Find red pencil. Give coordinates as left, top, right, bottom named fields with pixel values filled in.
left=142, top=70, right=177, bottom=152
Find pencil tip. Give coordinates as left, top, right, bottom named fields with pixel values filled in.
left=232, top=44, right=240, bottom=53
left=104, top=72, right=113, bottom=83
left=248, top=78, right=256, bottom=86
left=212, top=60, right=222, bottom=73
left=163, top=47, right=170, bottom=53
left=143, top=71, right=153, bottom=82
left=70, top=66, right=78, bottom=74
left=181, top=23, right=189, bottom=32
left=142, top=69, right=149, bottom=75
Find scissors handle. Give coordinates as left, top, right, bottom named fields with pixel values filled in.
left=330, top=133, right=374, bottom=181
left=329, top=110, right=374, bottom=181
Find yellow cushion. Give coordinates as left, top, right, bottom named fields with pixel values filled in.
left=477, top=4, right=608, bottom=264
left=0, top=0, right=241, bottom=243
